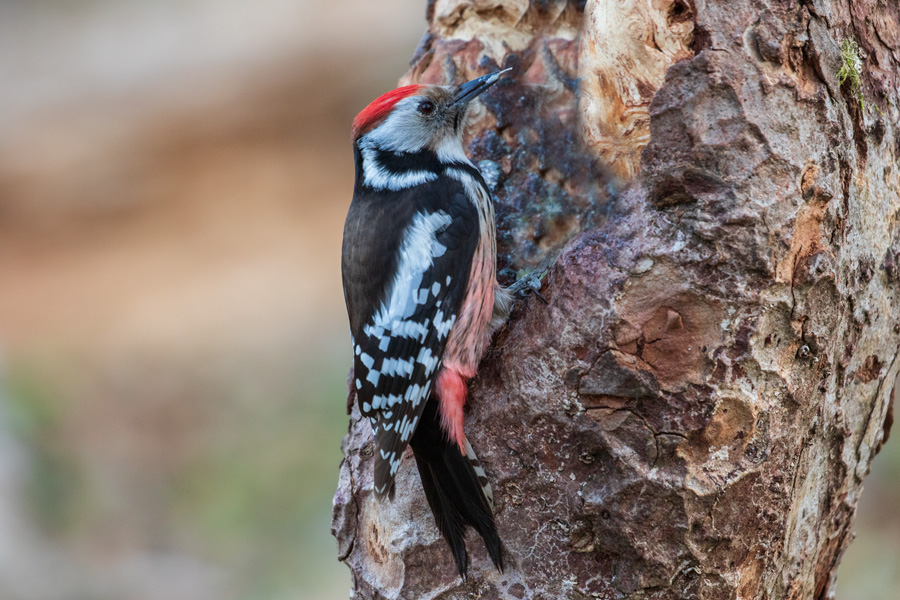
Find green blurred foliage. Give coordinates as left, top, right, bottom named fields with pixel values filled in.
left=172, top=354, right=350, bottom=599
left=4, top=345, right=353, bottom=600
left=5, top=360, right=88, bottom=536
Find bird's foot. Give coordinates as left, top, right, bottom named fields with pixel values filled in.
left=508, top=270, right=547, bottom=304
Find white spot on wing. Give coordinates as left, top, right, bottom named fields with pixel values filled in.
left=415, top=346, right=439, bottom=376
left=400, top=414, right=420, bottom=442
left=405, top=383, right=424, bottom=406
left=376, top=319, right=426, bottom=341
left=434, top=310, right=456, bottom=340
left=381, top=356, right=414, bottom=377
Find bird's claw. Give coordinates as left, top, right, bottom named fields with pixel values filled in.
left=508, top=271, right=547, bottom=304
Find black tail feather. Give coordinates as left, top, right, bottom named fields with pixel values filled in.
left=410, top=397, right=503, bottom=578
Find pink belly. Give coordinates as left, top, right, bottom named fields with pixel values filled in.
left=436, top=235, right=497, bottom=452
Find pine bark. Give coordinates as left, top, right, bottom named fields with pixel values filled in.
left=332, top=1, right=900, bottom=598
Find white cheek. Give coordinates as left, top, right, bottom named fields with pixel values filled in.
left=363, top=101, right=432, bottom=153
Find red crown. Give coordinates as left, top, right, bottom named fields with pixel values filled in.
left=351, top=85, right=423, bottom=141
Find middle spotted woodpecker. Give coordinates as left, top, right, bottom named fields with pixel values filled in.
left=341, top=69, right=512, bottom=577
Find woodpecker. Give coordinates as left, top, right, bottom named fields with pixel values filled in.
left=341, top=69, right=512, bottom=577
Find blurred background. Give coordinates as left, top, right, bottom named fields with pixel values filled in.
left=0, top=1, right=895, bottom=599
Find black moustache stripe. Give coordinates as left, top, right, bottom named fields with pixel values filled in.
left=372, top=148, right=489, bottom=189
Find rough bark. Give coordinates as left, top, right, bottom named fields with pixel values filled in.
left=333, top=0, right=900, bottom=598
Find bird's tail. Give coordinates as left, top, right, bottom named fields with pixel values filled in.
left=409, top=396, right=502, bottom=578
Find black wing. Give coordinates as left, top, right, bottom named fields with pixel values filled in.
left=342, top=179, right=478, bottom=499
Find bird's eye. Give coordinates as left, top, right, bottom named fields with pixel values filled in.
left=418, top=101, right=434, bottom=115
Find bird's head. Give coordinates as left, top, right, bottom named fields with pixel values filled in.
left=352, top=69, right=511, bottom=160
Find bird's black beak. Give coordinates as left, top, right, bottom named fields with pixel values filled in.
left=452, top=68, right=513, bottom=106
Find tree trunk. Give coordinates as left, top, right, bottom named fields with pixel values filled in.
left=332, top=0, right=900, bottom=598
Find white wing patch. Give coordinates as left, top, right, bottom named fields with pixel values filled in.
left=367, top=211, right=453, bottom=329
